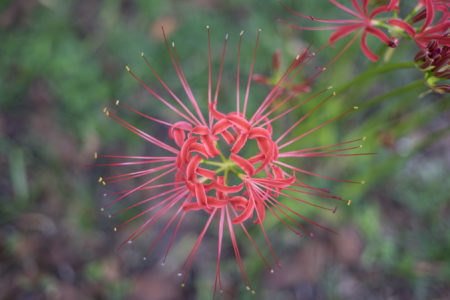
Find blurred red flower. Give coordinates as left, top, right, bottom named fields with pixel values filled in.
left=388, top=0, right=449, bottom=49
left=279, top=0, right=399, bottom=61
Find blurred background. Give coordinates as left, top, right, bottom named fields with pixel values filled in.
left=1, top=0, right=449, bottom=299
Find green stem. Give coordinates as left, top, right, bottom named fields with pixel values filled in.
left=375, top=22, right=411, bottom=38
left=336, top=62, right=416, bottom=94
left=364, top=79, right=424, bottom=108
left=224, top=168, right=229, bottom=183
left=404, top=4, right=422, bottom=23
left=202, top=160, right=223, bottom=167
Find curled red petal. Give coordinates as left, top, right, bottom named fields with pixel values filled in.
left=180, top=136, right=198, bottom=164
left=186, top=154, right=203, bottom=180
left=189, top=143, right=209, bottom=158
left=360, top=31, right=378, bottom=61
left=206, top=196, right=228, bottom=207
left=209, top=102, right=226, bottom=120
left=248, top=153, right=265, bottom=164
left=249, top=127, right=271, bottom=139
left=272, top=165, right=283, bottom=179
left=230, top=196, right=249, bottom=210
left=212, top=181, right=244, bottom=193
left=370, top=2, right=398, bottom=19
left=256, top=137, right=271, bottom=153
left=197, top=167, right=216, bottom=180
left=215, top=176, right=225, bottom=200
left=200, top=135, right=220, bottom=157
left=421, top=0, right=434, bottom=33
left=221, top=130, right=235, bottom=144
left=388, top=19, right=416, bottom=37
left=173, top=130, right=185, bottom=148
left=365, top=26, right=390, bottom=44
left=227, top=114, right=252, bottom=131
left=272, top=143, right=279, bottom=160
left=192, top=126, right=210, bottom=135
left=230, top=132, right=248, bottom=154
left=169, top=121, right=192, bottom=139
left=329, top=24, right=362, bottom=45
left=195, top=182, right=207, bottom=207
left=230, top=153, right=255, bottom=176
left=212, top=119, right=232, bottom=135
left=231, top=197, right=254, bottom=224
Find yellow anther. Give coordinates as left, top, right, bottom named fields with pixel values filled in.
left=295, top=54, right=300, bottom=60
left=258, top=28, right=262, bottom=32
left=347, top=200, right=351, bottom=206
left=106, top=111, right=110, bottom=116
left=327, top=86, right=333, bottom=89
left=359, top=144, right=363, bottom=148
left=181, top=283, right=185, bottom=288
left=100, top=207, right=104, bottom=212
left=240, top=30, right=244, bottom=36
left=94, top=152, right=98, bottom=159
left=115, top=100, right=120, bottom=106
left=125, top=65, right=130, bottom=72
left=108, top=214, right=111, bottom=218
left=141, top=52, right=144, bottom=57
left=103, top=107, right=107, bottom=113
left=353, top=106, right=359, bottom=110
left=102, top=181, right=106, bottom=186
left=172, top=42, right=175, bottom=47
left=312, top=52, right=316, bottom=56
left=322, top=67, right=327, bottom=71
left=114, top=227, right=117, bottom=232
left=332, top=91, right=336, bottom=96
left=363, top=136, right=367, bottom=141
left=98, top=177, right=103, bottom=182
left=251, top=290, right=256, bottom=294
left=361, top=180, right=366, bottom=184
left=206, top=25, right=210, bottom=29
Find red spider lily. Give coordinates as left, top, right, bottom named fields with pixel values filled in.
left=279, top=0, right=399, bottom=61
left=95, top=27, right=371, bottom=296
left=413, top=0, right=450, bottom=25
left=388, top=0, right=449, bottom=49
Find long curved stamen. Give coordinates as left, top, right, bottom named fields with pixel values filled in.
left=180, top=209, right=217, bottom=287
left=214, top=208, right=225, bottom=297
left=243, top=29, right=261, bottom=117
left=140, top=53, right=204, bottom=126
left=125, top=67, right=198, bottom=125
left=236, top=30, right=244, bottom=114
left=279, top=106, right=359, bottom=149
left=213, top=33, right=229, bottom=109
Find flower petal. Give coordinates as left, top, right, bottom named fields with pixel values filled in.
left=329, top=24, right=362, bottom=45
left=230, top=153, right=255, bottom=176
left=388, top=19, right=416, bottom=37
left=360, top=31, right=378, bottom=61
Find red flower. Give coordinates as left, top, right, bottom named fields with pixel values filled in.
left=279, top=0, right=399, bottom=61
left=388, top=0, right=449, bottom=49
left=95, top=27, right=370, bottom=295
left=415, top=0, right=449, bottom=25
